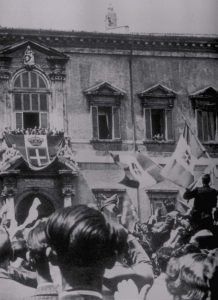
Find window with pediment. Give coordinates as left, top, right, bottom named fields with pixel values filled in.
left=190, top=87, right=218, bottom=143
left=13, top=71, right=49, bottom=129
left=147, top=190, right=178, bottom=220
left=138, top=84, right=176, bottom=142
left=84, top=82, right=125, bottom=141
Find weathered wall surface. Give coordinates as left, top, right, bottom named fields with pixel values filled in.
left=0, top=29, right=217, bottom=223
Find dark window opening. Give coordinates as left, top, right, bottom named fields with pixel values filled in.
left=23, top=112, right=39, bottom=129
left=14, top=94, right=22, bottom=110
left=23, top=94, right=30, bottom=111
left=197, top=110, right=216, bottom=142
left=98, top=107, right=112, bottom=139
left=151, top=109, right=165, bottom=140
left=40, top=94, right=48, bottom=111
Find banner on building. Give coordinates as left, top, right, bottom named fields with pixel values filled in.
left=5, top=134, right=64, bottom=170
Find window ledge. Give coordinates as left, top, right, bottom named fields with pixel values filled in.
left=203, top=142, right=218, bottom=147
left=91, top=139, right=122, bottom=144
left=143, top=140, right=175, bottom=145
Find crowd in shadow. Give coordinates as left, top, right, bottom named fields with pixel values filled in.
left=0, top=174, right=217, bottom=299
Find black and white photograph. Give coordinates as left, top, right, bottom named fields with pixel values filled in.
left=0, top=0, right=217, bottom=299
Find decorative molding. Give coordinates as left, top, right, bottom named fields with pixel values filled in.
left=49, top=73, right=66, bottom=81
left=189, top=86, right=218, bottom=110
left=0, top=40, right=68, bottom=81
left=0, top=28, right=217, bottom=54
left=84, top=81, right=125, bottom=107
left=138, top=84, right=176, bottom=108
left=0, top=70, right=11, bottom=80
left=62, top=186, right=75, bottom=197
left=84, top=81, right=126, bottom=97
left=147, top=190, right=178, bottom=199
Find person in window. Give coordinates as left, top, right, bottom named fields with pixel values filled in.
left=183, top=174, right=218, bottom=232
left=151, top=199, right=179, bottom=249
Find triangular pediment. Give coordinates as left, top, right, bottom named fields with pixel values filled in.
left=84, top=81, right=125, bottom=97
left=0, top=40, right=68, bottom=62
left=138, top=84, right=176, bottom=98
left=190, top=86, right=218, bottom=99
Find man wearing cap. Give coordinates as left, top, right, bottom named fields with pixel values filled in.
left=183, top=174, right=218, bottom=232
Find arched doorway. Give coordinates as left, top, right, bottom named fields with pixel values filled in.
left=15, top=193, right=55, bottom=225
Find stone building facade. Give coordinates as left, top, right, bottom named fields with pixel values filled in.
left=0, top=27, right=217, bottom=222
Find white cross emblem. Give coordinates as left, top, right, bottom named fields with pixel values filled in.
left=28, top=148, right=48, bottom=167
left=183, top=150, right=191, bottom=165
left=131, top=162, right=142, bottom=176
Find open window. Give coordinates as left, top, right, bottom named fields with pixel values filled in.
left=138, top=84, right=176, bottom=142
left=13, top=71, right=49, bottom=129
left=190, top=87, right=218, bottom=143
left=84, top=81, right=125, bottom=141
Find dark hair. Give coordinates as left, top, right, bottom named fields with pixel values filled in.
left=204, top=249, right=218, bottom=300
left=156, top=246, right=173, bottom=272
left=11, top=238, right=27, bottom=261
left=0, top=228, right=12, bottom=264
left=166, top=253, right=209, bottom=300
left=27, top=220, right=48, bottom=266
left=202, top=174, right=210, bottom=185
left=163, top=199, right=175, bottom=212
left=46, top=205, right=127, bottom=269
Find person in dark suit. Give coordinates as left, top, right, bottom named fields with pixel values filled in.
left=183, top=174, right=218, bottom=232
left=45, top=205, right=128, bottom=300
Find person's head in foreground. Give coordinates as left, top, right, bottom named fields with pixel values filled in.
left=46, top=205, right=128, bottom=293
left=204, top=248, right=218, bottom=300
left=166, top=253, right=209, bottom=300
left=156, top=246, right=173, bottom=273
left=27, top=219, right=55, bottom=287
left=0, top=227, right=12, bottom=270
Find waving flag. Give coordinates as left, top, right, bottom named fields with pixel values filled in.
left=183, top=122, right=206, bottom=159
left=161, top=133, right=195, bottom=188
left=5, top=134, right=64, bottom=170
left=111, top=152, right=163, bottom=189
left=161, top=121, right=209, bottom=188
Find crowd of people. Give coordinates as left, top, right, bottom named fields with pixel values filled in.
left=2, top=127, right=64, bottom=136
left=0, top=174, right=217, bottom=299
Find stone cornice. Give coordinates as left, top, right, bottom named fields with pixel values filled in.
left=0, top=28, right=217, bottom=54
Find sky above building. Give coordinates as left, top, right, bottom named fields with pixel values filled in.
left=0, top=0, right=217, bottom=35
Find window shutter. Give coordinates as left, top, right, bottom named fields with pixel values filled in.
left=16, top=113, right=23, bottom=129
left=202, top=111, right=209, bottom=142
left=14, top=94, right=22, bottom=110
left=166, top=109, right=173, bottom=140
left=40, top=113, right=48, bottom=129
left=91, top=106, right=98, bottom=139
left=145, top=108, right=152, bottom=140
left=113, top=107, right=121, bottom=139
left=197, top=110, right=203, bottom=141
